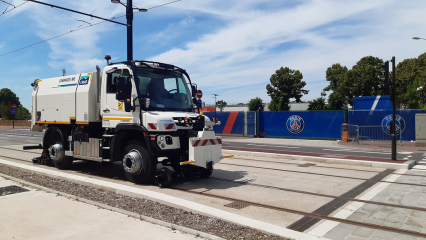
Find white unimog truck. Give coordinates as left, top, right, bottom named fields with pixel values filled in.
left=26, top=57, right=223, bottom=187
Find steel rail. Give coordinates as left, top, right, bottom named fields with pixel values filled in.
left=1, top=153, right=426, bottom=238
left=170, top=187, right=426, bottom=238
left=220, top=162, right=426, bottom=188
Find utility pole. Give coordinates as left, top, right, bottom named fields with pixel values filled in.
left=212, top=94, right=219, bottom=111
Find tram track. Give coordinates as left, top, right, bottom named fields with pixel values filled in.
left=1, top=152, right=426, bottom=238
left=220, top=162, right=426, bottom=188
left=170, top=187, right=426, bottom=238
left=228, top=156, right=426, bottom=178
left=1, top=152, right=425, bottom=214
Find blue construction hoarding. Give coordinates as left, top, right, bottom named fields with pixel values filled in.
left=260, top=111, right=344, bottom=139
left=348, top=109, right=423, bottom=141
left=353, top=95, right=392, bottom=110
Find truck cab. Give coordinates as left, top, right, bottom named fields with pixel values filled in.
left=29, top=59, right=222, bottom=187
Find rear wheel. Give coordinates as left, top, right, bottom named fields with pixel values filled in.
left=44, top=127, right=73, bottom=169
left=122, top=140, right=156, bottom=184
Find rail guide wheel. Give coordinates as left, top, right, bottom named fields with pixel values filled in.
left=199, top=162, right=213, bottom=178
left=155, top=167, right=172, bottom=188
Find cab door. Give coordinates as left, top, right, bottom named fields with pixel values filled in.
left=102, top=67, right=134, bottom=127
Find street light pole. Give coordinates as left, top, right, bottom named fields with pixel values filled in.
left=126, top=0, right=133, bottom=61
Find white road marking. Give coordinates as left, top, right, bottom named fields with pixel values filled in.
left=322, top=149, right=412, bottom=155
left=246, top=144, right=299, bottom=148
left=0, top=159, right=322, bottom=240
left=412, top=165, right=426, bottom=170
left=403, top=158, right=408, bottom=160
left=307, top=169, right=406, bottom=237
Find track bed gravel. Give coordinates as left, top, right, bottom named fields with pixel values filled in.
left=0, top=163, right=290, bottom=240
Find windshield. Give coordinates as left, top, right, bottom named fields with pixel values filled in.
left=135, top=67, right=193, bottom=112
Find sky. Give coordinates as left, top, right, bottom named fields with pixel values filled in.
left=1, top=0, right=426, bottom=109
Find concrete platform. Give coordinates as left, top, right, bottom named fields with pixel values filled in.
left=0, top=176, right=199, bottom=240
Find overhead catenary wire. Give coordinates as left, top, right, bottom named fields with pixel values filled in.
left=0, top=0, right=26, bottom=16
left=0, top=0, right=181, bottom=58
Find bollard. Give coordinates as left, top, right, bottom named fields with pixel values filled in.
left=342, top=123, right=348, bottom=142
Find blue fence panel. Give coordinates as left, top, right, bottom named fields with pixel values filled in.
left=231, top=112, right=244, bottom=134
left=353, top=95, right=392, bottom=110
left=260, top=111, right=344, bottom=139
left=348, top=109, right=423, bottom=141
left=203, top=112, right=230, bottom=134
left=247, top=112, right=256, bottom=135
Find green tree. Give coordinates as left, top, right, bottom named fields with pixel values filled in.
left=324, top=64, right=348, bottom=92
left=0, top=88, right=21, bottom=107
left=216, top=100, right=227, bottom=111
left=323, top=56, right=387, bottom=108
left=1, top=105, right=14, bottom=120
left=16, top=106, right=30, bottom=120
left=266, top=67, right=309, bottom=111
left=395, top=53, right=426, bottom=108
left=344, top=56, right=388, bottom=103
left=323, top=63, right=348, bottom=110
left=308, top=97, right=327, bottom=110
left=0, top=102, right=5, bottom=118
left=248, top=97, right=264, bottom=111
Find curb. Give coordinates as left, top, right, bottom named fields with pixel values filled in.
left=223, top=150, right=416, bottom=170
left=0, top=173, right=225, bottom=240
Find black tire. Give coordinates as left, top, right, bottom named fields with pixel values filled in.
left=199, top=162, right=213, bottom=178
left=154, top=167, right=172, bottom=188
left=122, top=140, right=156, bottom=184
left=45, top=127, right=73, bottom=170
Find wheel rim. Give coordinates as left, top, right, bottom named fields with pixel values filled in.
left=123, top=150, right=143, bottom=174
left=49, top=143, right=64, bottom=161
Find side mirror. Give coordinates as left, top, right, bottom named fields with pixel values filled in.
left=191, top=85, right=197, bottom=97
left=201, top=102, right=205, bottom=110
left=143, top=98, right=150, bottom=109
left=116, top=77, right=125, bottom=92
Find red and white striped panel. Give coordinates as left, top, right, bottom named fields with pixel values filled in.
left=192, top=138, right=222, bottom=147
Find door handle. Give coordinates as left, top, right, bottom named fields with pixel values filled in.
left=103, top=109, right=110, bottom=113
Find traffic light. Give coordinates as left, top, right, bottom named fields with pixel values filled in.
left=380, top=61, right=392, bottom=102
left=380, top=61, right=389, bottom=87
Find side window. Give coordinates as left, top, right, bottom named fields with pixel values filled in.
left=164, top=78, right=177, bottom=92
left=106, top=69, right=131, bottom=94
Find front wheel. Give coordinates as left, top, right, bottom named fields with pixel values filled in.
left=122, top=140, right=156, bottom=184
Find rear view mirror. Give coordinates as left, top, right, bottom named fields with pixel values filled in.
left=116, top=77, right=125, bottom=92
left=191, top=85, right=197, bottom=97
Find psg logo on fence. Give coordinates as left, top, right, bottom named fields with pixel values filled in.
left=381, top=114, right=406, bottom=135
left=286, top=115, right=305, bottom=134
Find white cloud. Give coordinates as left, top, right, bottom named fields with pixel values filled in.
left=5, top=0, right=426, bottom=106
left=146, top=0, right=426, bottom=104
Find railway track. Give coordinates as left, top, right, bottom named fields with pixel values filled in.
left=1, top=150, right=426, bottom=238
